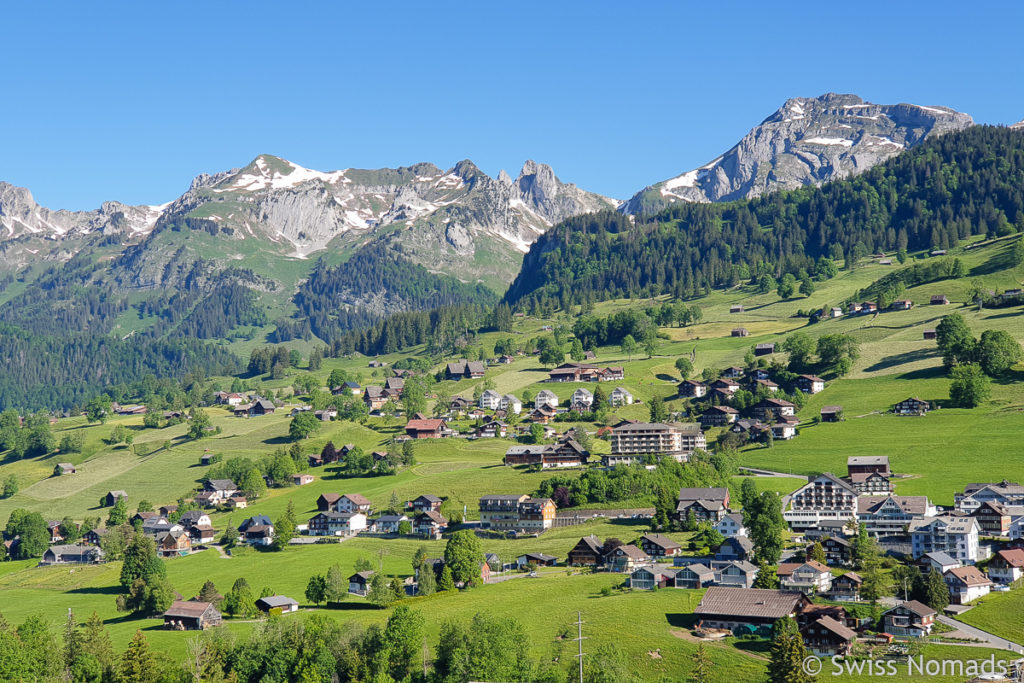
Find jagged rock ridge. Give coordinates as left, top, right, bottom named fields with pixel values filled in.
left=622, top=93, right=974, bottom=214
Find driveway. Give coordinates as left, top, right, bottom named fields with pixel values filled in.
left=936, top=614, right=1024, bottom=654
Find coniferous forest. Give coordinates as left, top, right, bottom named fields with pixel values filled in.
left=504, top=126, right=1024, bottom=309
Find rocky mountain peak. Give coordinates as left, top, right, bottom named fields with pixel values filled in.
left=622, top=92, right=974, bottom=214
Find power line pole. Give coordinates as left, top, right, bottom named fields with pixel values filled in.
left=573, top=611, right=587, bottom=683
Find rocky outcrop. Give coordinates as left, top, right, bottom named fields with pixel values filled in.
left=622, top=93, right=975, bottom=214
left=0, top=182, right=165, bottom=240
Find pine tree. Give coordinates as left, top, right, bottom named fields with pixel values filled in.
left=305, top=574, right=327, bottom=606
left=924, top=569, right=950, bottom=611
left=325, top=564, right=346, bottom=605
left=752, top=561, right=780, bottom=589
left=689, top=642, right=713, bottom=683
left=767, top=617, right=815, bottom=683
left=439, top=565, right=456, bottom=591
left=808, top=542, right=826, bottom=564
left=118, top=630, right=157, bottom=683
left=79, top=611, right=114, bottom=675
left=367, top=572, right=394, bottom=608
left=418, top=562, right=437, bottom=596
left=197, top=580, right=220, bottom=605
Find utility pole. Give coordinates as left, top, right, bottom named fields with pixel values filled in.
left=573, top=611, right=587, bottom=683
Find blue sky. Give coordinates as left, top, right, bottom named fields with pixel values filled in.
left=3, top=1, right=1022, bottom=210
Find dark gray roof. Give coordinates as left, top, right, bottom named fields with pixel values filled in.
left=695, top=587, right=804, bottom=619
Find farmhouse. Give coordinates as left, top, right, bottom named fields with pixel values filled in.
left=752, top=398, right=795, bottom=423
left=891, top=299, right=913, bottom=310
left=828, top=571, right=862, bottom=601
left=445, top=360, right=486, bottom=380
left=710, top=378, right=740, bottom=394
left=163, top=601, right=222, bottom=631
left=722, top=366, right=745, bottom=379
left=363, top=387, right=388, bottom=411
left=516, top=552, right=557, bottom=568
left=238, top=515, right=275, bottom=546
left=847, top=456, right=891, bottom=477
left=308, top=511, right=367, bottom=536
left=475, top=420, right=507, bottom=438
left=413, top=510, right=448, bottom=539
left=336, top=493, right=372, bottom=514
left=777, top=561, right=832, bottom=593
left=882, top=601, right=936, bottom=637
left=694, top=587, right=809, bottom=632
left=504, top=441, right=588, bottom=468
left=317, top=493, right=342, bottom=511
left=931, top=295, right=949, bottom=305
left=714, top=513, right=747, bottom=538
left=676, top=487, right=730, bottom=524
left=405, top=418, right=450, bottom=439
left=567, top=536, right=604, bottom=566
left=606, top=544, right=650, bottom=572
left=893, top=397, right=929, bottom=416
left=410, top=494, right=443, bottom=513
left=700, top=405, right=738, bottom=428
left=970, top=500, right=1024, bottom=536
left=801, top=616, right=856, bottom=657
left=348, top=571, right=374, bottom=596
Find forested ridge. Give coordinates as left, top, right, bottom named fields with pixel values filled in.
left=289, top=243, right=497, bottom=344
left=505, top=125, right=1024, bottom=308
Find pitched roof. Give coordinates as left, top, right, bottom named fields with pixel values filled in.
left=256, top=595, right=299, bottom=609
left=857, top=495, right=931, bottom=515
left=695, top=587, right=804, bottom=619
left=923, top=551, right=959, bottom=566
left=572, top=535, right=603, bottom=555
left=678, top=487, right=729, bottom=502
left=614, top=544, right=649, bottom=561
left=848, top=456, right=890, bottom=467
left=164, top=600, right=217, bottom=619
left=810, top=616, right=856, bottom=641
left=641, top=533, right=682, bottom=551
left=995, top=548, right=1024, bottom=568
left=405, top=418, right=446, bottom=431
left=342, top=493, right=371, bottom=506
left=945, top=566, right=991, bottom=587
left=889, top=600, right=936, bottom=618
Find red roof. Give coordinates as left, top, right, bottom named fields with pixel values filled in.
left=406, top=419, right=445, bottom=431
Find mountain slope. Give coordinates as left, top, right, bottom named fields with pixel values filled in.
left=623, top=93, right=974, bottom=214
left=507, top=125, right=1024, bottom=308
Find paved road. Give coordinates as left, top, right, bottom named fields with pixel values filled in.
left=936, top=614, right=1024, bottom=654
left=739, top=467, right=809, bottom=481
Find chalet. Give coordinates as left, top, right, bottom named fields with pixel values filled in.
left=497, top=354, right=514, bottom=364
left=778, top=561, right=832, bottom=593
left=82, top=528, right=107, bottom=546
left=504, top=440, right=588, bottom=469
left=256, top=595, right=299, bottom=614
left=755, top=379, right=779, bottom=393
left=819, top=406, right=843, bottom=422
left=909, top=516, right=980, bottom=563
left=710, top=378, right=740, bottom=394
left=499, top=394, right=523, bottom=414
left=970, top=500, right=1024, bottom=536
left=332, top=381, right=362, bottom=396
left=677, top=487, right=731, bottom=524
left=882, top=601, right=936, bottom=637
left=475, top=420, right=508, bottom=438
left=308, top=511, right=367, bottom=536
left=921, top=551, right=961, bottom=575
left=567, top=536, right=604, bottom=566
left=40, top=545, right=104, bottom=566
left=891, top=299, right=913, bottom=310
left=716, top=537, right=755, bottom=563
left=570, top=388, right=594, bottom=411
left=238, top=515, right=275, bottom=546
left=729, top=419, right=764, bottom=437
left=923, top=329, right=937, bottom=340
left=547, top=362, right=597, bottom=382
left=847, top=456, right=890, bottom=477
left=699, top=405, right=738, bottom=428
left=516, top=552, right=557, bottom=568
left=244, top=398, right=276, bottom=417
left=599, top=366, right=625, bottom=382
left=405, top=418, right=449, bottom=439
left=163, top=601, right=222, bottom=631
left=784, top=474, right=858, bottom=532
left=55, top=462, right=76, bottom=475
left=796, top=374, right=825, bottom=394
left=722, top=366, right=745, bottom=379
left=829, top=307, right=844, bottom=319
left=893, top=397, right=930, bottom=416
left=480, top=389, right=502, bottom=410
left=413, top=510, right=448, bottom=539
left=336, top=493, right=372, bottom=514
left=606, top=544, right=650, bottom=572
left=752, top=398, right=795, bottom=423
left=610, top=387, right=634, bottom=406
left=45, top=520, right=64, bottom=543
left=371, top=514, right=409, bottom=534
left=730, top=304, right=744, bottom=313
left=828, top=571, right=862, bottom=601
left=629, top=566, right=671, bottom=590
left=639, top=533, right=682, bottom=557
left=847, top=303, right=862, bottom=315
left=944, top=566, right=991, bottom=604
left=693, top=587, right=809, bottom=631
left=156, top=529, right=192, bottom=558
left=931, top=295, right=949, bottom=305
left=861, top=302, right=878, bottom=313
left=317, top=493, right=342, bottom=511
left=987, top=549, right=1024, bottom=584
left=410, top=494, right=443, bottom=513
left=805, top=520, right=853, bottom=542
left=731, top=328, right=749, bottom=337
left=801, top=616, right=856, bottom=657
left=348, top=571, right=374, bottom=596
left=810, top=536, right=853, bottom=566
left=384, top=377, right=405, bottom=395
left=754, top=343, right=775, bottom=356
left=857, top=495, right=935, bottom=537
left=362, top=386, right=388, bottom=412
left=178, top=511, right=216, bottom=544
left=445, top=360, right=486, bottom=380
left=714, top=513, right=747, bottom=539
left=104, top=491, right=128, bottom=507
left=672, top=563, right=716, bottom=589
left=527, top=405, right=557, bottom=424
left=678, top=380, right=708, bottom=398
left=846, top=470, right=893, bottom=495
left=956, top=480, right=1024, bottom=513
left=204, top=479, right=238, bottom=504
left=449, top=396, right=472, bottom=414
left=215, top=392, right=247, bottom=406
left=534, top=389, right=559, bottom=410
